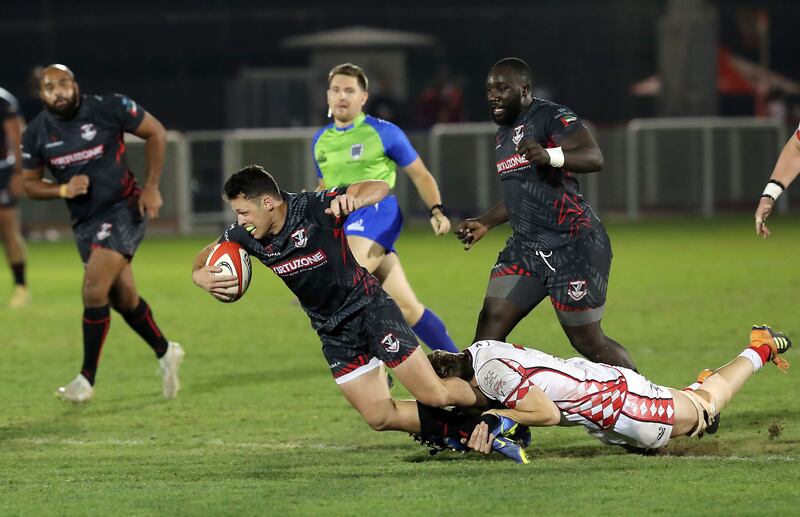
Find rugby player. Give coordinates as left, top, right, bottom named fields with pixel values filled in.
left=191, top=166, right=528, bottom=463
left=0, top=86, right=29, bottom=307
left=429, top=325, right=791, bottom=457
left=456, top=57, right=636, bottom=370
left=755, top=122, right=800, bottom=238
left=312, top=63, right=458, bottom=353
left=21, top=64, right=184, bottom=402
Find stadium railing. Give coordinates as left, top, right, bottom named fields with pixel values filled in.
left=18, top=119, right=791, bottom=237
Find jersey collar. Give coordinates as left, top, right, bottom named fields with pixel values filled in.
left=334, top=112, right=366, bottom=132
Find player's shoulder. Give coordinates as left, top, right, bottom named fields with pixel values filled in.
left=22, top=110, right=48, bottom=139
left=91, top=93, right=140, bottom=113
left=312, top=122, right=336, bottom=143
left=363, top=114, right=405, bottom=135
left=0, top=87, right=19, bottom=110
left=530, top=97, right=579, bottom=121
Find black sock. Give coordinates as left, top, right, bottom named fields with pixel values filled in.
left=81, top=305, right=111, bottom=385
left=11, top=262, right=25, bottom=286
left=120, top=298, right=168, bottom=358
left=417, top=403, right=500, bottom=440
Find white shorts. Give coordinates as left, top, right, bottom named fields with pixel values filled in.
left=586, top=367, right=675, bottom=450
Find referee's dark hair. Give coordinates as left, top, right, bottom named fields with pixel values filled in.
left=492, top=57, right=533, bottom=88
left=224, top=164, right=280, bottom=200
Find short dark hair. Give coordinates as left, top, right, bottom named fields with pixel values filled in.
left=328, top=63, right=369, bottom=91
left=223, top=165, right=280, bottom=201
left=427, top=350, right=474, bottom=381
left=491, top=57, right=533, bottom=88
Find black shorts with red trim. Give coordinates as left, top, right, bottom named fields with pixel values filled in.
left=486, top=225, right=612, bottom=325
left=321, top=290, right=419, bottom=383
left=73, top=200, right=145, bottom=264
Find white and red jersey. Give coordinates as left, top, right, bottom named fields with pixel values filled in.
left=468, top=340, right=675, bottom=449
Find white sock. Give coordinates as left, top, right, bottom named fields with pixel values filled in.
left=739, top=348, right=763, bottom=373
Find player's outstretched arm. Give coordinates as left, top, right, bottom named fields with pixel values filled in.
left=455, top=202, right=508, bottom=250
left=755, top=133, right=800, bottom=238
left=483, top=383, right=561, bottom=427
left=22, top=167, right=89, bottom=199
left=191, top=241, right=238, bottom=295
left=326, top=180, right=390, bottom=217
left=133, top=112, right=167, bottom=219
left=516, top=126, right=603, bottom=173
left=402, top=157, right=451, bottom=236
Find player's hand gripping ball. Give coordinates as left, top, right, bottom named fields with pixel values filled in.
left=205, top=241, right=252, bottom=303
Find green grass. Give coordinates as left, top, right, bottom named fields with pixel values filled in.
left=1, top=215, right=799, bottom=515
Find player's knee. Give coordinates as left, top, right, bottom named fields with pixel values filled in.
left=82, top=281, right=110, bottom=306
left=361, top=409, right=396, bottom=432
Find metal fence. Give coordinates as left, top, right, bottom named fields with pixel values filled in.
left=19, top=118, right=791, bottom=237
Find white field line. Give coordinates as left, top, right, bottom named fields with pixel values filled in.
left=8, top=437, right=353, bottom=450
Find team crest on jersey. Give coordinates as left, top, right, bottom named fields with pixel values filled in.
left=291, top=228, right=308, bottom=248
left=381, top=333, right=400, bottom=353
left=512, top=124, right=525, bottom=145
left=567, top=280, right=588, bottom=301
left=96, top=223, right=113, bottom=241
left=350, top=143, right=364, bottom=159
left=80, top=123, right=97, bottom=141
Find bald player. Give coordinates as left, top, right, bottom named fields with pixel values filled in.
left=21, top=64, right=184, bottom=402
left=456, top=57, right=636, bottom=370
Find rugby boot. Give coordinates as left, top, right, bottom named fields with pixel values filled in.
left=489, top=416, right=530, bottom=464
left=511, top=424, right=532, bottom=447
left=158, top=342, right=185, bottom=399
left=55, top=373, right=94, bottom=403
left=8, top=285, right=30, bottom=308
left=411, top=434, right=467, bottom=456
left=750, top=325, right=791, bottom=371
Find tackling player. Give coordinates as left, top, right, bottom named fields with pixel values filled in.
left=755, top=122, right=800, bottom=238
left=456, top=57, right=636, bottom=370
left=312, top=63, right=458, bottom=353
left=429, top=325, right=791, bottom=456
left=0, top=86, right=29, bottom=307
left=191, top=166, right=527, bottom=463
left=21, top=64, right=184, bottom=402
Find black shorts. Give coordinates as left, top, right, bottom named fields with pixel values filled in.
left=485, top=226, right=613, bottom=326
left=73, top=202, right=146, bottom=264
left=321, top=291, right=419, bottom=384
left=0, top=165, right=18, bottom=208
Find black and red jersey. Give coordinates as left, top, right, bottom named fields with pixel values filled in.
left=221, top=188, right=380, bottom=332
left=494, top=98, right=601, bottom=251
left=21, top=93, right=145, bottom=226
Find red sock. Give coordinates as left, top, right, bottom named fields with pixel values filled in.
left=748, top=344, right=772, bottom=365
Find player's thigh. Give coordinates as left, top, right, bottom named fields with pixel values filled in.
left=83, top=247, right=130, bottom=301
left=548, top=227, right=612, bottom=325
left=109, top=262, right=140, bottom=311
left=347, top=235, right=386, bottom=273
left=668, top=388, right=700, bottom=437
left=374, top=253, right=424, bottom=323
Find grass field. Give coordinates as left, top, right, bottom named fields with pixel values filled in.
left=1, top=215, right=799, bottom=516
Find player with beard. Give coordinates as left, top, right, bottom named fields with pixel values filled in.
left=191, top=166, right=529, bottom=463
left=0, top=87, right=29, bottom=307
left=21, top=64, right=184, bottom=402
left=312, top=63, right=458, bottom=354
left=455, top=57, right=636, bottom=370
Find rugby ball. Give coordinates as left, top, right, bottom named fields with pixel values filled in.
left=205, top=241, right=252, bottom=303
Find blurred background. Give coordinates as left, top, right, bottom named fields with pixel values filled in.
left=3, top=0, right=799, bottom=235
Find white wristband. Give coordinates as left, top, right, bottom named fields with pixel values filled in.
left=762, top=182, right=783, bottom=201
left=545, top=147, right=565, bottom=168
